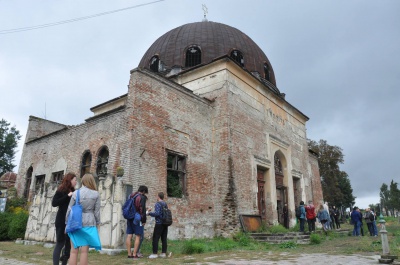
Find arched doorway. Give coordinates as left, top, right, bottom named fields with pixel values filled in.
left=24, top=166, right=33, bottom=200
left=274, top=153, right=288, bottom=228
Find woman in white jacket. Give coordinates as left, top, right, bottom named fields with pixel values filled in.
left=66, top=173, right=101, bottom=265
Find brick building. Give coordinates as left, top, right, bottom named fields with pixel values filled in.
left=15, top=21, right=323, bottom=247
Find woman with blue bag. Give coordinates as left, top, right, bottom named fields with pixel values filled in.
left=66, top=173, right=101, bottom=265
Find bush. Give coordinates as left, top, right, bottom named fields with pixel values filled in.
left=310, top=233, right=322, bottom=244
left=232, top=232, right=251, bottom=247
left=279, top=241, right=297, bottom=249
left=0, top=212, right=11, bottom=240
left=8, top=212, right=29, bottom=240
left=6, top=197, right=27, bottom=212
left=181, top=240, right=205, bottom=254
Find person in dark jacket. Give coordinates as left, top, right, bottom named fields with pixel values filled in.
left=128, top=185, right=148, bottom=259
left=299, top=201, right=306, bottom=232
left=148, top=192, right=169, bottom=259
left=51, top=172, right=77, bottom=265
left=351, top=207, right=363, bottom=236
left=333, top=206, right=341, bottom=229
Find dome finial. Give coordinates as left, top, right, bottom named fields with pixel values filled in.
left=202, top=4, right=208, bottom=22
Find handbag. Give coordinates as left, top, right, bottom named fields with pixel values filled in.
left=66, top=189, right=83, bottom=233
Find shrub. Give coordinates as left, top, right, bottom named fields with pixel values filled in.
left=267, top=224, right=288, bottom=234
left=232, top=232, right=251, bottom=247
left=8, top=212, right=29, bottom=240
left=279, top=241, right=297, bottom=249
left=310, top=233, right=322, bottom=244
left=6, top=197, right=27, bottom=212
left=0, top=212, right=11, bottom=241
left=256, top=221, right=269, bottom=232
left=181, top=240, right=205, bottom=254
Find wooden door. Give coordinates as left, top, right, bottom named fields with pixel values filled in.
left=257, top=170, right=266, bottom=220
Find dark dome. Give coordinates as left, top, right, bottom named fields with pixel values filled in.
left=138, top=21, right=276, bottom=86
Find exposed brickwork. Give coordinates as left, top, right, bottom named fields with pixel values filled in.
left=16, top=62, right=322, bottom=246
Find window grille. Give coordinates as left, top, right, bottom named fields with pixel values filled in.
left=167, top=152, right=186, bottom=198
left=81, top=151, right=92, bottom=177
left=35, top=175, right=45, bottom=194
left=52, top=171, right=64, bottom=184
left=96, top=147, right=109, bottom=177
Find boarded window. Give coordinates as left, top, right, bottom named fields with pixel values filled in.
left=167, top=152, right=186, bottom=198
left=185, top=46, right=201, bottom=67
left=230, top=50, right=244, bottom=66
left=81, top=151, right=92, bottom=177
left=96, top=147, right=109, bottom=177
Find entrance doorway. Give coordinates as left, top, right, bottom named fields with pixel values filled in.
left=257, top=169, right=266, bottom=220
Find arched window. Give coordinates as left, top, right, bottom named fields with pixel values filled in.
left=230, top=50, right=244, bottom=67
left=24, top=166, right=33, bottom=199
left=274, top=154, right=283, bottom=176
left=81, top=151, right=92, bottom=177
left=185, top=46, right=201, bottom=67
left=96, top=146, right=109, bottom=177
left=264, top=63, right=270, bottom=81
left=150, top=55, right=160, bottom=72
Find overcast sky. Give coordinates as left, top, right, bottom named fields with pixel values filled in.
left=1, top=0, right=399, bottom=209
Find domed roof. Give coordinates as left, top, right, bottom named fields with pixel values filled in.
left=138, top=21, right=276, bottom=86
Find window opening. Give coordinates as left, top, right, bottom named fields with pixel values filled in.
left=35, top=175, right=45, bottom=194
left=51, top=171, right=64, bottom=184
left=24, top=166, right=33, bottom=198
left=274, top=154, right=283, bottom=176
left=230, top=50, right=244, bottom=66
left=81, top=151, right=92, bottom=177
left=264, top=63, right=270, bottom=81
left=96, top=147, right=109, bottom=178
left=185, top=46, right=201, bottom=67
left=167, top=152, right=186, bottom=198
left=150, top=55, right=160, bottom=72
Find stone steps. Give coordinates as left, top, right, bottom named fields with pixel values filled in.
left=249, top=232, right=311, bottom=244
left=249, top=229, right=352, bottom=244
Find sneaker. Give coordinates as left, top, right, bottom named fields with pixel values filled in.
left=149, top=254, right=158, bottom=259
left=159, top=253, right=166, bottom=258
left=137, top=253, right=144, bottom=258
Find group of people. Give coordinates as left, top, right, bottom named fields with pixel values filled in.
left=125, top=185, right=169, bottom=260
left=296, top=201, right=341, bottom=233
left=350, top=206, right=378, bottom=237
left=52, top=173, right=169, bottom=265
left=52, top=172, right=101, bottom=265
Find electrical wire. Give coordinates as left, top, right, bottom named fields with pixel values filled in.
left=0, top=0, right=164, bottom=34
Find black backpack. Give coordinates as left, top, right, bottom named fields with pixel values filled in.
left=158, top=202, right=173, bottom=226
left=295, top=206, right=301, bottom=218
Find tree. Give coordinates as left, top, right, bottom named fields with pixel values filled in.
left=380, top=183, right=390, bottom=213
left=0, top=119, right=22, bottom=176
left=388, top=180, right=400, bottom=214
left=308, top=139, right=355, bottom=209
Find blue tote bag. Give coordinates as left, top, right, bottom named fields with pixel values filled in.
left=66, top=189, right=82, bottom=233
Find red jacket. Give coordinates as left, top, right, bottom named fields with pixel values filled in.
left=305, top=204, right=316, bottom=219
